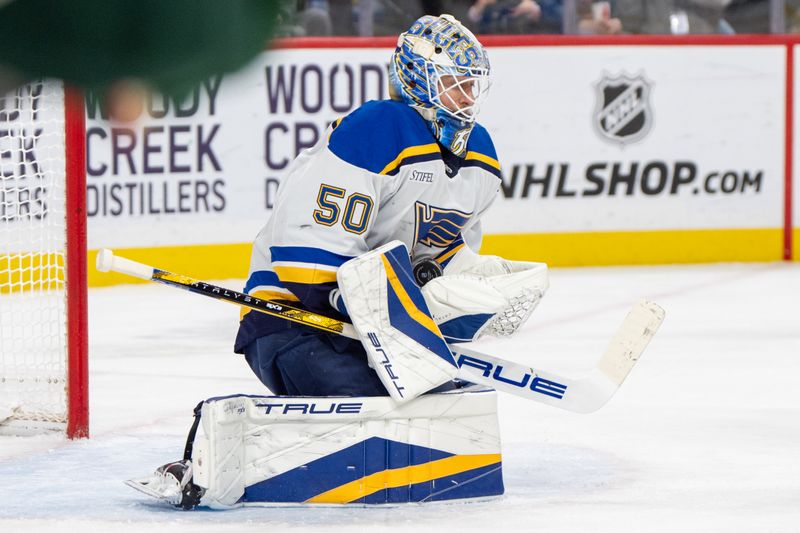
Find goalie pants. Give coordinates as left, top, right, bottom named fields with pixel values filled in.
left=243, top=325, right=462, bottom=396
left=243, top=325, right=388, bottom=396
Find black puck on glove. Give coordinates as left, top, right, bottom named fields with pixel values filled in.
left=412, top=258, right=443, bottom=287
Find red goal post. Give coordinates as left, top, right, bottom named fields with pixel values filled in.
left=0, top=80, right=88, bottom=439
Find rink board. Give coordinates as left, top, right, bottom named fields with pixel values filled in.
left=82, top=39, right=795, bottom=286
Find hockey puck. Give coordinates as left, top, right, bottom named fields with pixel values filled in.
left=413, top=258, right=443, bottom=287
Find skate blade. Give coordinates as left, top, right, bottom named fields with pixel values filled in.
left=125, top=476, right=180, bottom=505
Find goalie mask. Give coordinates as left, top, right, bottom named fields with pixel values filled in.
left=389, top=14, right=491, bottom=157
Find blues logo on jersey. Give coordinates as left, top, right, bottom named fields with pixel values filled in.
left=414, top=201, right=472, bottom=248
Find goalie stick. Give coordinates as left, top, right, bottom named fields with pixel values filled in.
left=96, top=249, right=664, bottom=413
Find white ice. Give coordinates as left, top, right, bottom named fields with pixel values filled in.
left=1, top=263, right=798, bottom=532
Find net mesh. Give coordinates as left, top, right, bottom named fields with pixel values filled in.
left=0, top=80, right=68, bottom=431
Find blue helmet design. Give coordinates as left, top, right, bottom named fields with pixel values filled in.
left=389, top=14, right=491, bottom=157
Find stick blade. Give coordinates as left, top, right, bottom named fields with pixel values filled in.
left=597, top=300, right=665, bottom=387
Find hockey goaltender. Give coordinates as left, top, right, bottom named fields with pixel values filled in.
left=122, top=13, right=662, bottom=509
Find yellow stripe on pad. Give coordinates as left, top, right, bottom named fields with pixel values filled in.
left=435, top=243, right=464, bottom=265
left=306, top=453, right=502, bottom=504
left=380, top=255, right=441, bottom=337
left=273, top=266, right=338, bottom=284
left=465, top=151, right=500, bottom=171
left=380, top=143, right=440, bottom=175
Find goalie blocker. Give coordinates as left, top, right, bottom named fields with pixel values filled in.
left=334, top=240, right=548, bottom=402
left=127, top=387, right=504, bottom=509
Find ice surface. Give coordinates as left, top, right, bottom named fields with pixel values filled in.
left=1, top=263, right=798, bottom=532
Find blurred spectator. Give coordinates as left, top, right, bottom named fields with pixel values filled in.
left=467, top=0, right=540, bottom=34
left=302, top=1, right=335, bottom=35
left=723, top=0, right=769, bottom=33
left=293, top=0, right=448, bottom=37
left=577, top=1, right=623, bottom=34
left=468, top=0, right=564, bottom=34
left=790, top=0, right=800, bottom=32
left=612, top=0, right=735, bottom=34
left=421, top=0, right=446, bottom=15
left=467, top=0, right=626, bottom=35
left=329, top=0, right=358, bottom=35
left=286, top=0, right=353, bottom=36
left=284, top=0, right=779, bottom=37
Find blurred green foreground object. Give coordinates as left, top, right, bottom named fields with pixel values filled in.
left=0, top=0, right=284, bottom=99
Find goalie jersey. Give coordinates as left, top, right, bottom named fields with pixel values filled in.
left=234, top=99, right=502, bottom=353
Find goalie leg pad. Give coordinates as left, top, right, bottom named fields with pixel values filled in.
left=190, top=388, right=503, bottom=508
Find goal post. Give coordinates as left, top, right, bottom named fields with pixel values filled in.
left=0, top=80, right=88, bottom=439
left=64, top=85, right=89, bottom=439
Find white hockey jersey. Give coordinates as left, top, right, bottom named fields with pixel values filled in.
left=235, top=99, right=502, bottom=352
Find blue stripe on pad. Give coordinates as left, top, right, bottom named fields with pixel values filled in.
left=242, top=436, right=453, bottom=504
left=361, top=461, right=504, bottom=504
left=382, top=247, right=456, bottom=367
left=383, top=245, right=433, bottom=316
left=439, top=313, right=495, bottom=344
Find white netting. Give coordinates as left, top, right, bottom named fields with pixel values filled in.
left=0, top=80, right=68, bottom=432
left=485, top=287, right=542, bottom=338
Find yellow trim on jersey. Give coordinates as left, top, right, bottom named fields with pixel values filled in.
left=465, top=151, right=501, bottom=171
left=381, top=255, right=441, bottom=337
left=379, top=143, right=441, bottom=175
left=434, top=243, right=465, bottom=265
left=305, top=453, right=502, bottom=504
left=273, top=265, right=338, bottom=284
left=327, top=117, right=344, bottom=141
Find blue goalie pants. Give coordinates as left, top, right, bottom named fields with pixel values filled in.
left=243, top=324, right=388, bottom=396
left=244, top=324, right=461, bottom=396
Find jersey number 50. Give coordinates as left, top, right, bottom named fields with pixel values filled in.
left=313, top=184, right=374, bottom=235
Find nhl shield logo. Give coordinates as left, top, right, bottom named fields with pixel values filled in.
left=594, top=72, right=653, bottom=145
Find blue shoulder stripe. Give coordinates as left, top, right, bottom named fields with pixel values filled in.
left=462, top=123, right=501, bottom=178
left=328, top=100, right=437, bottom=175
left=382, top=148, right=441, bottom=176
left=466, top=123, right=497, bottom=158
left=462, top=157, right=502, bottom=179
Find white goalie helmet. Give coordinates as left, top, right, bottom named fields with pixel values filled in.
left=389, top=14, right=491, bottom=155
left=390, top=14, right=491, bottom=123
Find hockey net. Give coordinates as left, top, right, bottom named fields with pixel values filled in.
left=0, top=80, right=88, bottom=438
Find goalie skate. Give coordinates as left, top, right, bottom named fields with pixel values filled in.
left=125, top=460, right=204, bottom=510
